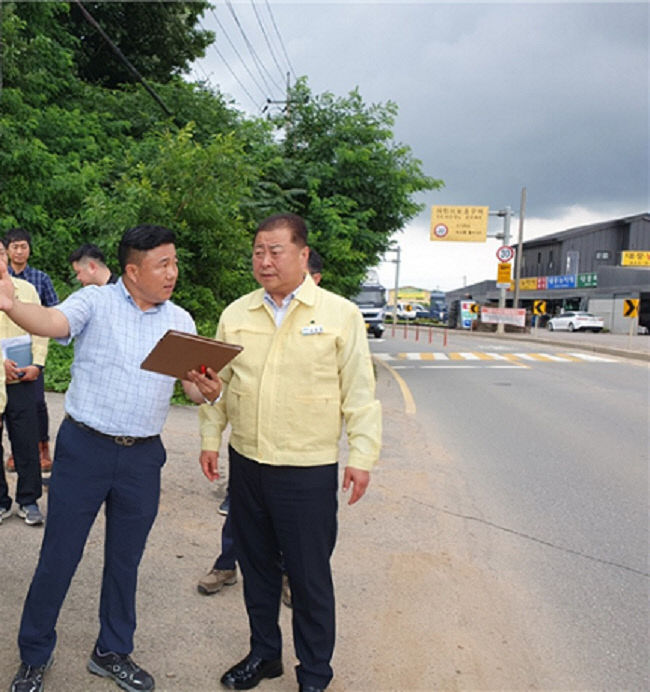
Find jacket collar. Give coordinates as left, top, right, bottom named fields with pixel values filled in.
left=248, top=273, right=317, bottom=311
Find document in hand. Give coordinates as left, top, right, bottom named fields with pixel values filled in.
left=140, top=330, right=243, bottom=380
left=1, top=335, right=33, bottom=368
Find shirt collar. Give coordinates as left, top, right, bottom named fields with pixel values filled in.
left=118, top=277, right=163, bottom=314
left=9, top=263, right=31, bottom=278
left=251, top=273, right=317, bottom=311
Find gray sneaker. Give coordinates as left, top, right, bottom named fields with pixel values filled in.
left=17, top=504, right=44, bottom=526
left=0, top=505, right=11, bottom=524
left=197, top=568, right=237, bottom=595
left=87, top=649, right=154, bottom=692
left=10, top=657, right=53, bottom=692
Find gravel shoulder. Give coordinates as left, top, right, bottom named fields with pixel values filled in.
left=1, top=372, right=547, bottom=691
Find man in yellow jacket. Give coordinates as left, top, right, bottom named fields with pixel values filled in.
left=199, top=213, right=381, bottom=692
left=0, top=244, right=48, bottom=526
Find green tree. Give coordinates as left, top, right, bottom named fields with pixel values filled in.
left=58, top=1, right=214, bottom=87
left=80, top=124, right=259, bottom=331
left=268, top=79, right=442, bottom=295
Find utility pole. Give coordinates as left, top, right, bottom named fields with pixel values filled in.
left=513, top=187, right=527, bottom=309
left=385, top=245, right=401, bottom=325
left=495, top=206, right=512, bottom=334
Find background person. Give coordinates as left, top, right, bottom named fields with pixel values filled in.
left=2, top=225, right=221, bottom=692
left=68, top=243, right=118, bottom=287
left=0, top=242, right=48, bottom=526
left=199, top=213, right=381, bottom=692
left=4, top=229, right=58, bottom=473
left=307, top=248, right=323, bottom=285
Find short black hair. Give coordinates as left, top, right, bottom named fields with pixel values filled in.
left=255, top=213, right=308, bottom=247
left=3, top=228, right=31, bottom=248
left=68, top=243, right=106, bottom=265
left=117, top=225, right=176, bottom=271
left=308, top=248, right=323, bottom=275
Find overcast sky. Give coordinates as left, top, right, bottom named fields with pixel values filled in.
left=190, top=1, right=649, bottom=291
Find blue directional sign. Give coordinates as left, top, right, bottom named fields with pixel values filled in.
left=547, top=274, right=577, bottom=289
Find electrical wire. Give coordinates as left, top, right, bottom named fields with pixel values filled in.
left=225, top=0, right=283, bottom=96
left=210, top=6, right=268, bottom=101
left=264, top=0, right=296, bottom=81
left=250, top=0, right=287, bottom=86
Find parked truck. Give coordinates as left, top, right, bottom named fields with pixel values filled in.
left=351, top=272, right=386, bottom=338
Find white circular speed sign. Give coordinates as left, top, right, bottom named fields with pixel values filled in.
left=496, top=245, right=515, bottom=262
left=433, top=223, right=448, bottom=238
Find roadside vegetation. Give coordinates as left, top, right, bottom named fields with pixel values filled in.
left=0, top=1, right=441, bottom=395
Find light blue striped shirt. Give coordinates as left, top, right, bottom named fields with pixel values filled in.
left=56, top=279, right=195, bottom=436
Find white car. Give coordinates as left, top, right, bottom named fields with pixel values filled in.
left=396, top=302, right=417, bottom=320
left=547, top=311, right=604, bottom=333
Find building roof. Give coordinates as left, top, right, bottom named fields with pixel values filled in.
left=523, top=212, right=649, bottom=248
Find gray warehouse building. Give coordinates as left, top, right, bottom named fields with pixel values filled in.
left=446, top=212, right=650, bottom=333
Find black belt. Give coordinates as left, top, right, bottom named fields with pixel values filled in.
left=64, top=414, right=160, bottom=447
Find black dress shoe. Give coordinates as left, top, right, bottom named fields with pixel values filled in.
left=220, top=654, right=283, bottom=690
left=299, top=686, right=325, bottom=692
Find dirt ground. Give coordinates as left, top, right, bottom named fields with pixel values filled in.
left=0, top=368, right=548, bottom=691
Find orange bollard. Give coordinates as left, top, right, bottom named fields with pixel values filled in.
left=415, top=324, right=419, bottom=341
left=443, top=328, right=448, bottom=347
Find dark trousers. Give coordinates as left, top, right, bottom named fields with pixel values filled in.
left=18, top=419, right=165, bottom=666
left=34, top=370, right=49, bottom=443
left=213, top=505, right=237, bottom=571
left=0, top=381, right=41, bottom=510
left=229, top=446, right=338, bottom=689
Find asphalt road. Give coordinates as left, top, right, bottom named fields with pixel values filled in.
left=371, top=330, right=649, bottom=690
left=0, top=328, right=647, bottom=690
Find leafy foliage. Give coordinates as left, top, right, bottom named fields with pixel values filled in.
left=0, top=2, right=440, bottom=394
left=59, top=1, right=214, bottom=87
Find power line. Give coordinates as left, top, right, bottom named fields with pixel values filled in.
left=250, top=0, right=286, bottom=86
left=225, top=0, right=283, bottom=97
left=264, top=0, right=296, bottom=81
left=211, top=37, right=262, bottom=111
left=210, top=6, right=267, bottom=101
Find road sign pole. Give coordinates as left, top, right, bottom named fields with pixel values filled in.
left=497, top=206, right=512, bottom=334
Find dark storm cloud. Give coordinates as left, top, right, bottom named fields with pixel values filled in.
left=272, top=2, right=648, bottom=219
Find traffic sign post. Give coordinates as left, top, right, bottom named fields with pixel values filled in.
left=623, top=298, right=640, bottom=339
left=430, top=206, right=489, bottom=242
left=496, top=262, right=511, bottom=288
left=623, top=298, right=639, bottom=318
left=532, top=300, right=547, bottom=315
left=496, top=245, right=515, bottom=262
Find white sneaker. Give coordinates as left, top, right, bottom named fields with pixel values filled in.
left=0, top=506, right=11, bottom=524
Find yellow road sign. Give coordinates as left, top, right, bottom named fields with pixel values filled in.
left=470, top=303, right=480, bottom=315
left=430, top=206, right=489, bottom=242
left=532, top=300, right=546, bottom=316
left=496, top=262, right=511, bottom=287
left=623, top=298, right=639, bottom=317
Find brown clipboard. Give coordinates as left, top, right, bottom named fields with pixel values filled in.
left=140, top=329, right=243, bottom=380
